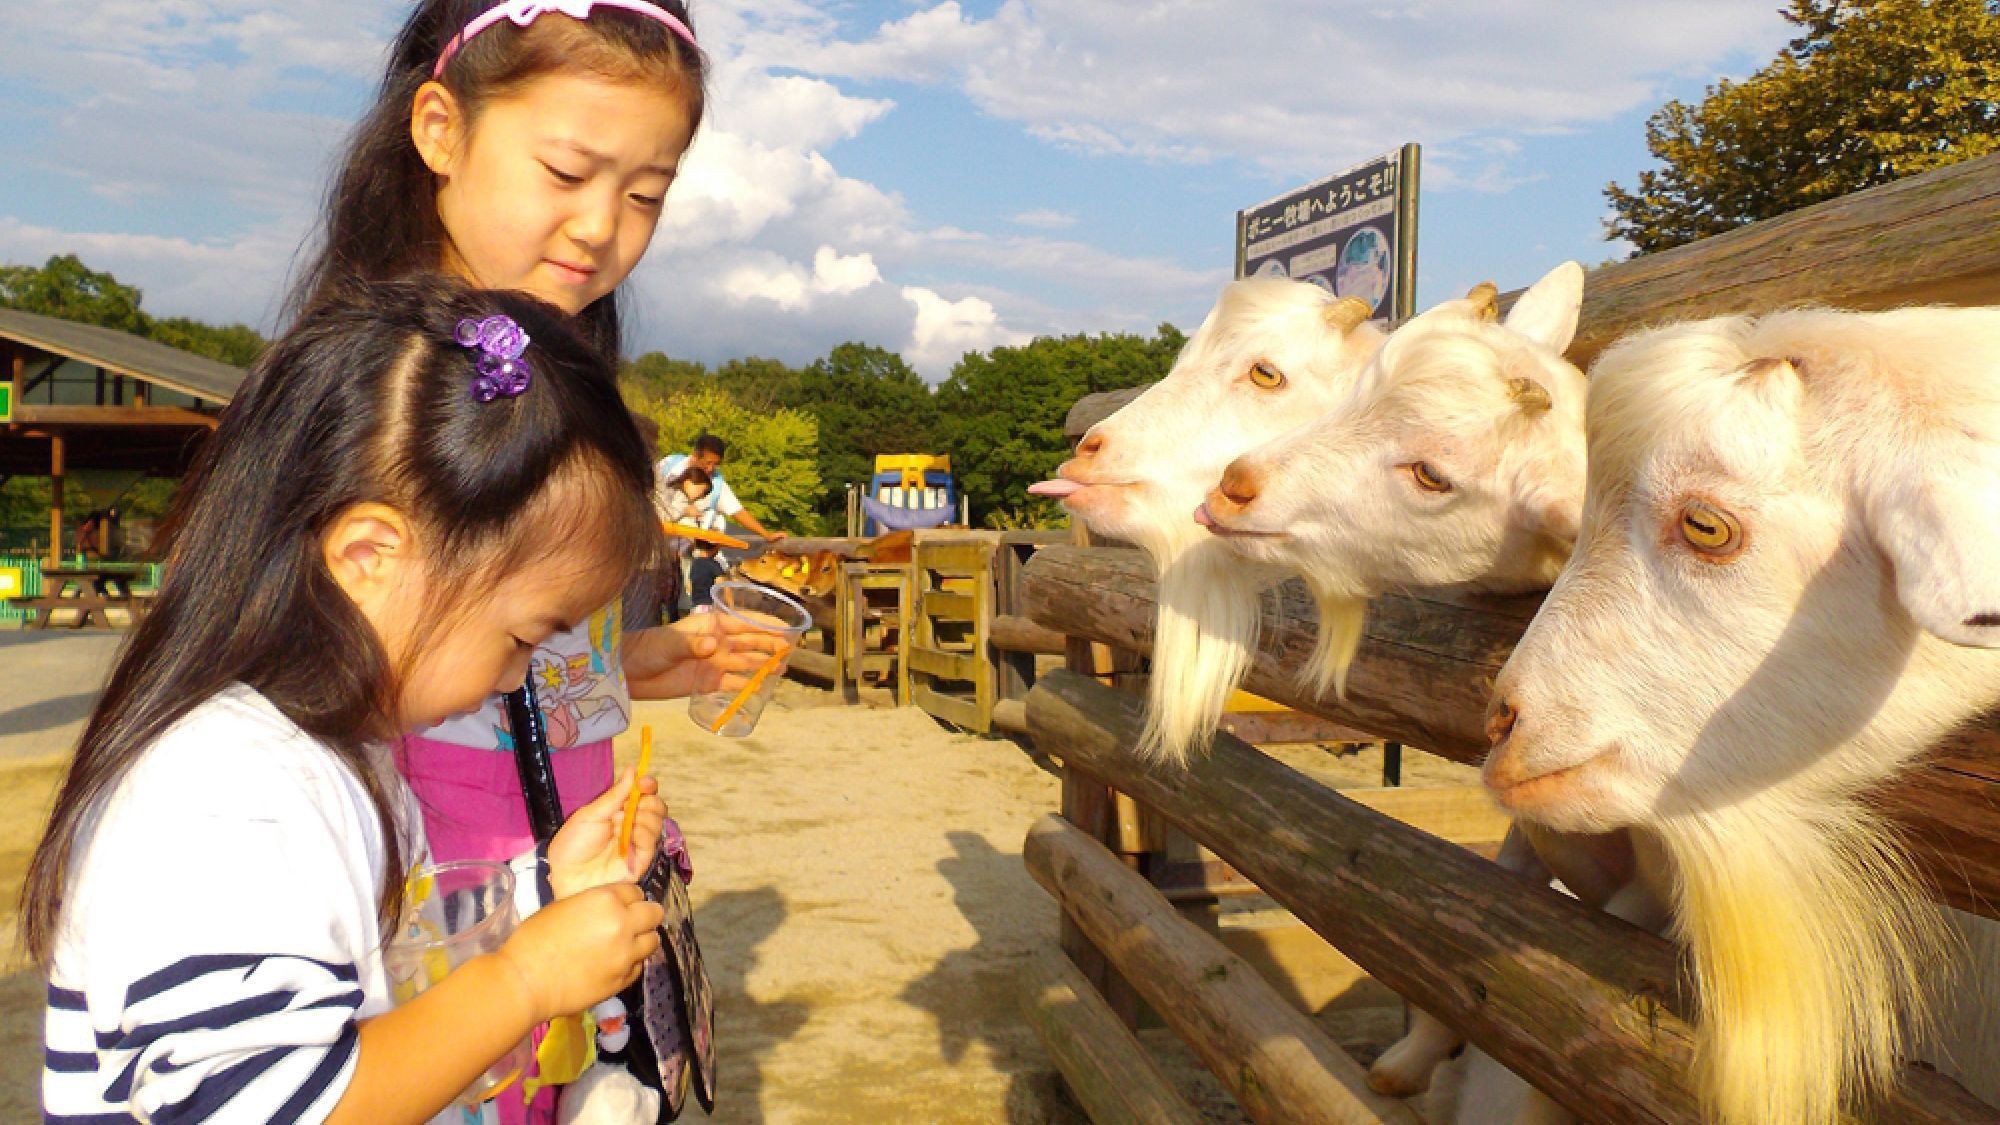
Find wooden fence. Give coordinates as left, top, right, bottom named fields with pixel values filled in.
left=761, top=530, right=1067, bottom=728
left=1016, top=150, right=2000, bottom=1123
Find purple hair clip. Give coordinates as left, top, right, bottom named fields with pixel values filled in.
left=456, top=315, right=533, bottom=402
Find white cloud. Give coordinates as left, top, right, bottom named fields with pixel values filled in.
left=902, top=286, right=1029, bottom=376
left=0, top=0, right=1795, bottom=381
left=719, top=245, right=884, bottom=310
left=1012, top=209, right=1078, bottom=230
left=810, top=1, right=1788, bottom=185
left=0, top=216, right=305, bottom=330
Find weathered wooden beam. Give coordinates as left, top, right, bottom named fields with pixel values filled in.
left=766, top=536, right=867, bottom=559
left=1025, top=813, right=1421, bottom=1125
left=784, top=647, right=837, bottom=683
left=1027, top=669, right=1994, bottom=1123
left=991, top=698, right=1030, bottom=738
left=1020, top=543, right=2000, bottom=921
left=1021, top=947, right=1207, bottom=1125
left=1545, top=149, right=2000, bottom=368
left=16, top=405, right=219, bottom=428
left=1066, top=151, right=2000, bottom=438
left=991, top=612, right=1067, bottom=655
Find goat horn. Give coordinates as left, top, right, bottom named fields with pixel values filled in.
left=1739, top=356, right=1797, bottom=382
left=1506, top=377, right=1552, bottom=413
left=1466, top=282, right=1501, bottom=322
left=1323, top=297, right=1374, bottom=334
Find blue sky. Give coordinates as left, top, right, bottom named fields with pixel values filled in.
left=0, top=1, right=1794, bottom=378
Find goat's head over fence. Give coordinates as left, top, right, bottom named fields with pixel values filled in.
left=1047, top=276, right=1383, bottom=558
left=1488, top=303, right=2000, bottom=1125
left=1196, top=261, right=1586, bottom=700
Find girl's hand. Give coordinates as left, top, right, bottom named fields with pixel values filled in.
left=496, top=884, right=662, bottom=1022
left=624, top=613, right=787, bottom=700
left=548, top=766, right=667, bottom=898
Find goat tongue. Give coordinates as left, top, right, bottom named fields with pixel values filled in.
left=1028, top=479, right=1083, bottom=498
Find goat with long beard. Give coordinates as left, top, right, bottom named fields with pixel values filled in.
left=1031, top=278, right=1382, bottom=763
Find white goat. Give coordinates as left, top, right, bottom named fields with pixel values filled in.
left=1484, top=306, right=2000, bottom=1122
left=1031, top=278, right=1383, bottom=763
left=1199, top=262, right=1586, bottom=698
left=1194, top=260, right=1589, bottom=1120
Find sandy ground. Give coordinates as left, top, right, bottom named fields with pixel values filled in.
left=0, top=631, right=1484, bottom=1123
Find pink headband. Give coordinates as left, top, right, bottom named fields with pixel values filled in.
left=434, top=0, right=697, bottom=79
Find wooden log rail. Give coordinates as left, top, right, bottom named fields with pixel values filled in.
left=1026, top=668, right=1995, bottom=1123
left=1021, top=948, right=1204, bottom=1125
left=1025, top=814, right=1419, bottom=1124
left=1021, top=544, right=2000, bottom=921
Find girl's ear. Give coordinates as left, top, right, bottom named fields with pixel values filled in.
left=323, top=503, right=418, bottom=628
left=410, top=80, right=467, bottom=176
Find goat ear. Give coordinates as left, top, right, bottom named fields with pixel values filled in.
left=1864, top=435, right=2000, bottom=648
left=1503, top=262, right=1584, bottom=355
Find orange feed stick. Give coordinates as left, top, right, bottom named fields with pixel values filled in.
left=708, top=649, right=786, bottom=734
left=619, top=725, right=653, bottom=861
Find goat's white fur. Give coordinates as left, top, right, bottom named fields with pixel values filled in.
left=1049, top=278, right=1383, bottom=763
left=1484, top=306, right=2000, bottom=1121
left=1205, top=262, right=1586, bottom=698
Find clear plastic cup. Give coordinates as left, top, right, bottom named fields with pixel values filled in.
left=383, top=860, right=531, bottom=1107
left=687, top=580, right=812, bottom=737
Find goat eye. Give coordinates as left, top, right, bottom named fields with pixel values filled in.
left=1409, top=462, right=1451, bottom=493
left=1248, top=361, right=1285, bottom=390
left=1679, top=501, right=1743, bottom=557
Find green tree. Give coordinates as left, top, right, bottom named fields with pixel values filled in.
left=0, top=254, right=149, bottom=333
left=785, top=343, right=939, bottom=526
left=935, top=325, right=1185, bottom=524
left=622, top=352, right=712, bottom=403
left=149, top=317, right=266, bottom=367
left=1606, top=0, right=2000, bottom=255
left=628, top=385, right=826, bottom=534
left=0, top=254, right=267, bottom=366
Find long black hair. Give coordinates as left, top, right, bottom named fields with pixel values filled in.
left=288, top=0, right=709, bottom=358
left=21, top=276, right=659, bottom=963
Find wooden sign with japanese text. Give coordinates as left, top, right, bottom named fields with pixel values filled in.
left=1236, top=144, right=1420, bottom=323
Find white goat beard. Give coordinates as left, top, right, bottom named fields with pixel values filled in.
left=1304, top=583, right=1368, bottom=700
left=1135, top=536, right=1263, bottom=765
left=1654, top=798, right=1945, bottom=1125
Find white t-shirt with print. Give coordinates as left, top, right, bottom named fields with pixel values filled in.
left=42, top=685, right=548, bottom=1123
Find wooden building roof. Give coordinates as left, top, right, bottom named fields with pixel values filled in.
left=1, top=307, right=246, bottom=478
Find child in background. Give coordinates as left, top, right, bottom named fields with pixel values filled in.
left=652, top=464, right=713, bottom=622
left=27, top=279, right=697, bottom=1125
left=656, top=463, right=714, bottom=527
left=289, top=0, right=730, bottom=906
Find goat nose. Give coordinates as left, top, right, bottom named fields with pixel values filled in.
left=1076, top=431, right=1106, bottom=459
left=1219, top=461, right=1261, bottom=507
left=1486, top=699, right=1519, bottom=747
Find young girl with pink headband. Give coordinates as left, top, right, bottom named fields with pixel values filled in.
left=290, top=2, right=741, bottom=1121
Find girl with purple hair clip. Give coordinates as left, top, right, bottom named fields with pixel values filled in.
left=29, top=277, right=727, bottom=1125
left=287, top=2, right=753, bottom=1119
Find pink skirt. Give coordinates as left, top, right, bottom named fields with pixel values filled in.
left=399, top=735, right=617, bottom=1125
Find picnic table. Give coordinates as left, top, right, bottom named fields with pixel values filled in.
left=22, top=565, right=152, bottom=630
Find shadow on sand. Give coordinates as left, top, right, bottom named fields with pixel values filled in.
left=899, top=831, right=1084, bottom=1125
left=693, top=885, right=808, bottom=1123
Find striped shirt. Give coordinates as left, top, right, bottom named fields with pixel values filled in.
left=42, top=686, right=543, bottom=1124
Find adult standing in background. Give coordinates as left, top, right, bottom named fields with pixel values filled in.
left=657, top=434, right=788, bottom=608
